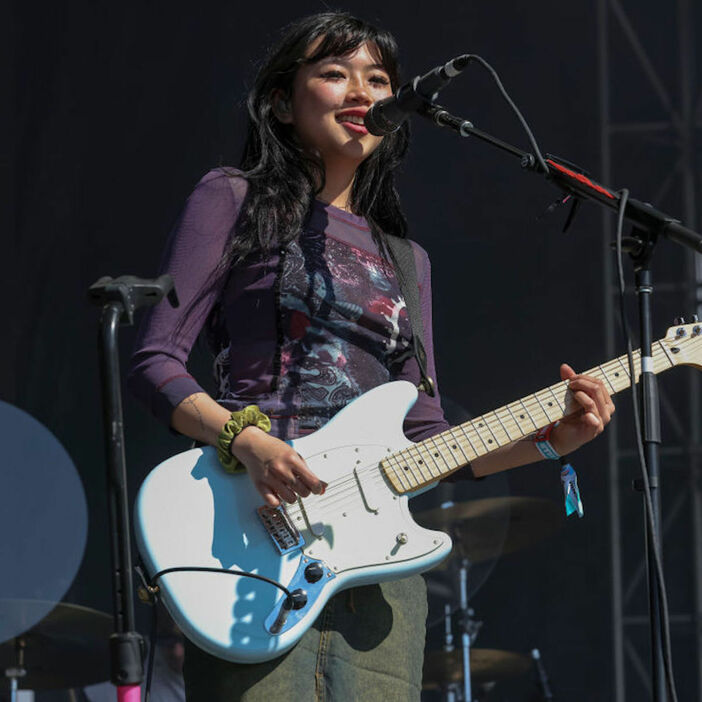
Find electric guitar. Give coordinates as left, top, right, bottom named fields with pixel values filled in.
left=134, top=321, right=702, bottom=663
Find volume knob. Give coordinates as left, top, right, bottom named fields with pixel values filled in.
left=304, top=562, right=324, bottom=583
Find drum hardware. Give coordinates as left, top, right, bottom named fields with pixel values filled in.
left=0, top=603, right=112, bottom=698
left=420, top=496, right=561, bottom=699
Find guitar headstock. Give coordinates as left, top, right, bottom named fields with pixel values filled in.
left=661, top=320, right=702, bottom=369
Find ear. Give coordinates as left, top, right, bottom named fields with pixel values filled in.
left=272, top=89, right=293, bottom=124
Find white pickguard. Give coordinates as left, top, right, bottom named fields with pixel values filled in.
left=134, top=381, right=452, bottom=663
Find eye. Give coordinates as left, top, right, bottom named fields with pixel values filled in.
left=370, top=74, right=390, bottom=86
left=321, top=70, right=345, bottom=80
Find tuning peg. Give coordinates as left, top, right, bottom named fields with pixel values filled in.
left=692, top=314, right=699, bottom=323
left=674, top=317, right=686, bottom=325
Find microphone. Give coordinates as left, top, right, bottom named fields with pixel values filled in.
left=364, top=54, right=471, bottom=136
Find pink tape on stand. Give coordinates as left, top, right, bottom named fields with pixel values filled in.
left=117, top=684, right=141, bottom=702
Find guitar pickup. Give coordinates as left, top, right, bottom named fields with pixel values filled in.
left=257, top=505, right=304, bottom=555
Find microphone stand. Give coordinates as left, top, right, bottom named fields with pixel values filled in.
left=414, top=98, right=702, bottom=702
left=88, top=275, right=179, bottom=702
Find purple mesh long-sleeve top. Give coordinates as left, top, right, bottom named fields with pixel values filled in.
left=127, top=168, right=451, bottom=443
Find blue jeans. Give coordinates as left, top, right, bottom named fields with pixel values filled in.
left=183, top=575, right=427, bottom=701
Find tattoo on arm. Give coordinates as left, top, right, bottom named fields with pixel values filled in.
left=183, top=396, right=206, bottom=433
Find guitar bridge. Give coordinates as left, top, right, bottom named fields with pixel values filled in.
left=257, top=505, right=303, bottom=555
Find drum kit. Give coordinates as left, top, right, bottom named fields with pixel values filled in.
left=2, top=395, right=558, bottom=701
left=415, top=496, right=560, bottom=701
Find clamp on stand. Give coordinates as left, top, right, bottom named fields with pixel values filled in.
left=88, top=275, right=178, bottom=702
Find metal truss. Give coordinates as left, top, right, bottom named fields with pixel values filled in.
left=598, top=0, right=702, bottom=699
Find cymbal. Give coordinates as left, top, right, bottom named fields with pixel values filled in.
left=423, top=648, right=531, bottom=688
left=416, top=497, right=561, bottom=564
left=0, top=401, right=87, bottom=644
left=0, top=602, right=112, bottom=690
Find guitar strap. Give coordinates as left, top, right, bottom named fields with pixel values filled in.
left=386, top=236, right=436, bottom=397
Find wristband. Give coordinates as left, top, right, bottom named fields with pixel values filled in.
left=216, top=405, right=271, bottom=473
left=533, top=421, right=560, bottom=460
left=560, top=461, right=584, bottom=518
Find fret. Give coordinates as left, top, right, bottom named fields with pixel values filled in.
left=411, top=448, right=435, bottom=482
left=505, top=402, right=529, bottom=437
left=492, top=409, right=513, bottom=442
left=403, top=443, right=434, bottom=481
left=538, top=390, right=561, bottom=422
left=598, top=364, right=617, bottom=394
left=471, top=419, right=493, bottom=453
left=448, top=429, right=472, bottom=464
left=428, top=437, right=452, bottom=473
left=531, top=393, right=553, bottom=425
left=546, top=385, right=566, bottom=414
left=437, top=432, right=466, bottom=468
left=420, top=442, right=444, bottom=477
left=387, top=455, right=411, bottom=491
left=459, top=424, right=480, bottom=456
left=481, top=415, right=503, bottom=448
left=615, top=357, right=633, bottom=383
left=656, top=340, right=676, bottom=369
left=518, top=399, right=539, bottom=430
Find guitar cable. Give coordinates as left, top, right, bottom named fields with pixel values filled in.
left=467, top=60, right=679, bottom=699
left=473, top=56, right=679, bottom=700
left=134, top=563, right=298, bottom=702
left=615, top=189, right=678, bottom=702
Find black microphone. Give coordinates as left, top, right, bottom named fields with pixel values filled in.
left=364, top=54, right=471, bottom=136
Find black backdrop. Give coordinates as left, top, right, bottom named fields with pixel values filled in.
left=7, top=1, right=698, bottom=699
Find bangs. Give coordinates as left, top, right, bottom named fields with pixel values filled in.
left=302, top=18, right=401, bottom=88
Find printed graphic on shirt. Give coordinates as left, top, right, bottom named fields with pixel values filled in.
left=277, top=230, right=412, bottom=418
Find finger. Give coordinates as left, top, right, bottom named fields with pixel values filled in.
left=266, top=478, right=298, bottom=505
left=560, top=363, right=577, bottom=382
left=288, top=474, right=311, bottom=498
left=258, top=483, right=281, bottom=508
left=571, top=389, right=601, bottom=422
left=290, top=453, right=327, bottom=495
left=569, top=377, right=611, bottom=420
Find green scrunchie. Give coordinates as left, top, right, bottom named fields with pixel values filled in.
left=216, top=405, right=272, bottom=473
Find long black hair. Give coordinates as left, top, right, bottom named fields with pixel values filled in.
left=230, top=11, right=410, bottom=263
left=178, top=12, right=410, bottom=347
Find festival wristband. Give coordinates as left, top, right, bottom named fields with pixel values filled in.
left=560, top=461, right=584, bottom=518
left=533, top=422, right=560, bottom=460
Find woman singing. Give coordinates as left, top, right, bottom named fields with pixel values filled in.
left=128, top=11, right=614, bottom=700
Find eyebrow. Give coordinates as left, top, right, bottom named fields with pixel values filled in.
left=319, top=56, right=389, bottom=72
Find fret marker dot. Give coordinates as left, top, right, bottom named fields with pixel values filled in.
left=434, top=452, right=439, bottom=457
left=520, top=414, right=524, bottom=419
left=615, top=372, right=619, bottom=377
left=548, top=402, right=553, bottom=406
left=419, top=460, right=423, bottom=464
left=488, top=439, right=493, bottom=444
left=451, top=444, right=457, bottom=449
left=403, top=466, right=409, bottom=471
left=478, top=422, right=483, bottom=427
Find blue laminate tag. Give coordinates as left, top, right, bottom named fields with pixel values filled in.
left=560, top=463, right=584, bottom=518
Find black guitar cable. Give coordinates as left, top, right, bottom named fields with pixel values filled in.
left=135, top=563, right=299, bottom=702
left=614, top=190, right=678, bottom=702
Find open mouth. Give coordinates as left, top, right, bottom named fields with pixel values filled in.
left=336, top=113, right=369, bottom=134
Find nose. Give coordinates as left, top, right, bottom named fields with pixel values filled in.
left=345, top=76, right=372, bottom=105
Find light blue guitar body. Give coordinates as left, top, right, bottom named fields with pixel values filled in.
left=134, top=381, right=452, bottom=663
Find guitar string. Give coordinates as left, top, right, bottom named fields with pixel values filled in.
left=284, top=346, right=663, bottom=517
left=279, top=338, right=692, bottom=523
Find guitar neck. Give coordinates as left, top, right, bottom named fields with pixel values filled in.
left=381, top=340, right=677, bottom=494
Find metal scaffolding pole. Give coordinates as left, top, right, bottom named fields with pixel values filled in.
left=598, top=0, right=701, bottom=698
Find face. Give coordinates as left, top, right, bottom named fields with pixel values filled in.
left=278, top=41, right=394, bottom=171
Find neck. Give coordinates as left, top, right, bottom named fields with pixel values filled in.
left=317, top=161, right=357, bottom=211
left=381, top=340, right=679, bottom=494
